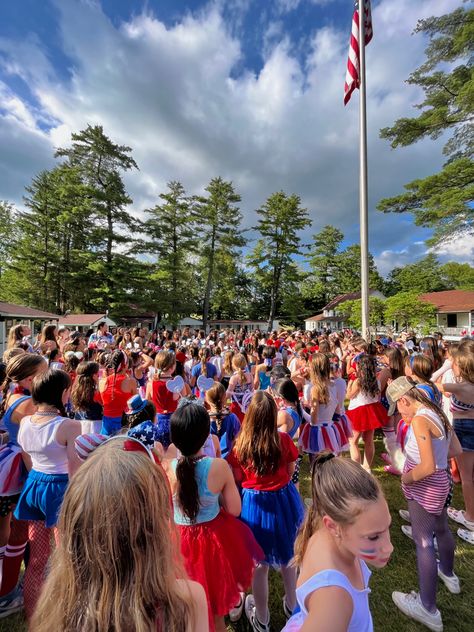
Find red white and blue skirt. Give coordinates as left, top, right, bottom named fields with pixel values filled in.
left=346, top=402, right=388, bottom=432
left=299, top=415, right=352, bottom=455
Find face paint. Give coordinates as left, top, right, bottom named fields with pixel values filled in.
left=358, top=548, right=378, bottom=559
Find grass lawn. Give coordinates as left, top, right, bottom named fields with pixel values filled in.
left=2, top=435, right=473, bottom=631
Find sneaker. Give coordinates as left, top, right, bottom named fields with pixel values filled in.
left=399, top=509, right=411, bottom=522
left=392, top=591, right=443, bottom=631
left=282, top=596, right=293, bottom=619
left=244, top=594, right=270, bottom=632
left=437, top=565, right=460, bottom=594
left=401, top=525, right=438, bottom=551
left=0, top=589, right=24, bottom=620
left=457, top=528, right=474, bottom=545
left=447, top=508, right=474, bottom=531
left=228, top=592, right=245, bottom=623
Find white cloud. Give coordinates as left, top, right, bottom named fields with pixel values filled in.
left=0, top=0, right=466, bottom=265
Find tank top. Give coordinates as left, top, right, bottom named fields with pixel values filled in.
left=172, top=457, right=220, bottom=525
left=259, top=371, right=271, bottom=390
left=1, top=396, right=31, bottom=446
left=18, top=416, right=69, bottom=474
left=100, top=374, right=131, bottom=417
left=348, top=389, right=380, bottom=410
left=304, top=382, right=339, bottom=423
left=152, top=379, right=178, bottom=414
left=404, top=407, right=448, bottom=470
left=284, top=561, right=372, bottom=632
left=284, top=407, right=302, bottom=439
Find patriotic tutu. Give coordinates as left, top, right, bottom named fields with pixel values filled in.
left=240, top=482, right=304, bottom=566
left=299, top=415, right=351, bottom=455
left=346, top=402, right=388, bottom=432
left=0, top=443, right=27, bottom=497
left=155, top=413, right=172, bottom=448
left=14, top=470, right=68, bottom=528
left=178, top=509, right=263, bottom=630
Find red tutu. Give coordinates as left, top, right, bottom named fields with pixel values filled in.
left=346, top=402, right=388, bottom=432
left=178, top=509, right=263, bottom=630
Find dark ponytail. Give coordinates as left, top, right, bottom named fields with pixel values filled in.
left=31, top=368, right=71, bottom=417
left=106, top=349, right=127, bottom=400
left=273, top=377, right=303, bottom=420
left=170, top=401, right=210, bottom=523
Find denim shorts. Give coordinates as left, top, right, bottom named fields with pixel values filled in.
left=453, top=419, right=474, bottom=452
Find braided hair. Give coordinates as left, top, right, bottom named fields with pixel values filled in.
left=106, top=350, right=127, bottom=400
left=0, top=354, right=46, bottom=418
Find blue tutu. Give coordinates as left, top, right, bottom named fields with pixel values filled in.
left=14, top=470, right=68, bottom=528
left=156, top=413, right=172, bottom=448
left=240, top=482, right=304, bottom=566
left=100, top=415, right=122, bottom=436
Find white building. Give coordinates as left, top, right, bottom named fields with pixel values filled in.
left=420, top=290, right=474, bottom=340
left=305, top=291, right=385, bottom=332
left=58, top=314, right=117, bottom=332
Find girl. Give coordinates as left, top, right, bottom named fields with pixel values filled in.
left=146, top=350, right=182, bottom=449
left=283, top=453, right=392, bottom=632
left=273, top=377, right=303, bottom=439
left=0, top=355, right=46, bottom=603
left=190, top=348, right=218, bottom=388
left=405, top=355, right=442, bottom=406
left=420, top=336, right=443, bottom=373
left=6, top=324, right=31, bottom=351
left=14, top=369, right=82, bottom=619
left=220, top=350, right=234, bottom=390
left=228, top=391, right=304, bottom=632
left=71, top=361, right=103, bottom=434
left=300, top=354, right=348, bottom=459
left=205, top=382, right=241, bottom=459
left=379, top=346, right=406, bottom=475
left=227, top=353, right=253, bottom=424
left=387, top=377, right=462, bottom=631
left=31, top=435, right=208, bottom=632
left=165, top=401, right=262, bottom=632
left=98, top=349, right=137, bottom=436
left=253, top=346, right=275, bottom=390
left=443, top=339, right=474, bottom=543
left=38, top=324, right=58, bottom=354
left=346, top=355, right=388, bottom=471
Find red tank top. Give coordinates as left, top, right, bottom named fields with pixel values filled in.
left=152, top=379, right=178, bottom=414
left=100, top=374, right=132, bottom=417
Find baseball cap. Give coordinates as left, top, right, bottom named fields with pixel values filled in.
left=386, top=376, right=416, bottom=416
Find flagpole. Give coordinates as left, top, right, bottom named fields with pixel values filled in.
left=358, top=0, right=370, bottom=340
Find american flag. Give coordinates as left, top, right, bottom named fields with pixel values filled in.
left=344, top=0, right=373, bottom=105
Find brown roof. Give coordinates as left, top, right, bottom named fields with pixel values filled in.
left=209, top=319, right=267, bottom=325
left=58, top=314, right=109, bottom=326
left=420, top=290, right=474, bottom=313
left=309, top=315, right=344, bottom=322
left=305, top=290, right=380, bottom=321
left=0, top=301, right=58, bottom=319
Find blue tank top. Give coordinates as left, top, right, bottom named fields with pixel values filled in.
left=172, top=457, right=220, bottom=525
left=259, top=372, right=271, bottom=390
left=2, top=396, right=31, bottom=446
left=285, top=407, right=302, bottom=439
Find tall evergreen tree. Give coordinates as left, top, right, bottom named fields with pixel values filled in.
left=56, top=125, right=138, bottom=311
left=143, top=181, right=197, bottom=325
left=194, top=177, right=244, bottom=331
left=249, top=191, right=310, bottom=331
left=304, top=225, right=344, bottom=308
left=378, top=6, right=474, bottom=245
left=332, top=244, right=384, bottom=295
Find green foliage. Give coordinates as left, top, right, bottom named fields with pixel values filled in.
left=439, top=261, right=474, bottom=290
left=0, top=201, right=18, bottom=281
left=249, top=191, right=310, bottom=330
left=338, top=296, right=386, bottom=331
left=384, top=254, right=447, bottom=295
left=303, top=225, right=344, bottom=308
left=384, top=291, right=437, bottom=332
left=332, top=244, right=385, bottom=295
left=378, top=6, right=474, bottom=245
left=194, top=177, right=245, bottom=329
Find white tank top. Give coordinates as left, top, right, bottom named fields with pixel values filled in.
left=404, top=407, right=448, bottom=470
left=18, top=415, right=69, bottom=474
left=348, top=388, right=380, bottom=410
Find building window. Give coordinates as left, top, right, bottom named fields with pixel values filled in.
left=447, top=313, right=457, bottom=328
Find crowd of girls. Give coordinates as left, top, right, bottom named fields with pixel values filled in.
left=0, top=321, right=472, bottom=631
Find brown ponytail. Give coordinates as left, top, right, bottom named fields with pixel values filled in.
left=0, top=354, right=46, bottom=418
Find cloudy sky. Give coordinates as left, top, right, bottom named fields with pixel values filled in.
left=0, top=0, right=471, bottom=276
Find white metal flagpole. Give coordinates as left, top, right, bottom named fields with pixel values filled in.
left=358, top=0, right=370, bottom=340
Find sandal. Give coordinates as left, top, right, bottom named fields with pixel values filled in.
left=457, top=528, right=474, bottom=545
left=447, top=508, right=474, bottom=531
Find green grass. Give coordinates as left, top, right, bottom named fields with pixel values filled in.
left=2, top=436, right=473, bottom=631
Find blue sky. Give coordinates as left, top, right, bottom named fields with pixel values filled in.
left=0, top=0, right=471, bottom=276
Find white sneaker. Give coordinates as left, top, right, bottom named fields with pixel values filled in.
left=401, top=525, right=438, bottom=551
left=392, top=591, right=443, bottom=631
left=228, top=592, right=245, bottom=622
left=244, top=594, right=270, bottom=632
left=399, top=509, right=411, bottom=522
left=437, top=566, right=460, bottom=594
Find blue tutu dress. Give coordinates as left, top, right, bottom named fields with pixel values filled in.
left=228, top=432, right=305, bottom=566
left=0, top=396, right=31, bottom=514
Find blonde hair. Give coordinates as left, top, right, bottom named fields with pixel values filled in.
left=2, top=347, right=25, bottom=364
left=198, top=347, right=210, bottom=378
left=7, top=324, right=26, bottom=350
left=154, top=350, right=176, bottom=378
left=454, top=339, right=474, bottom=384
left=309, top=354, right=330, bottom=406
left=222, top=350, right=234, bottom=376
left=294, top=452, right=381, bottom=566
left=30, top=437, right=192, bottom=632
left=232, top=353, right=247, bottom=385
